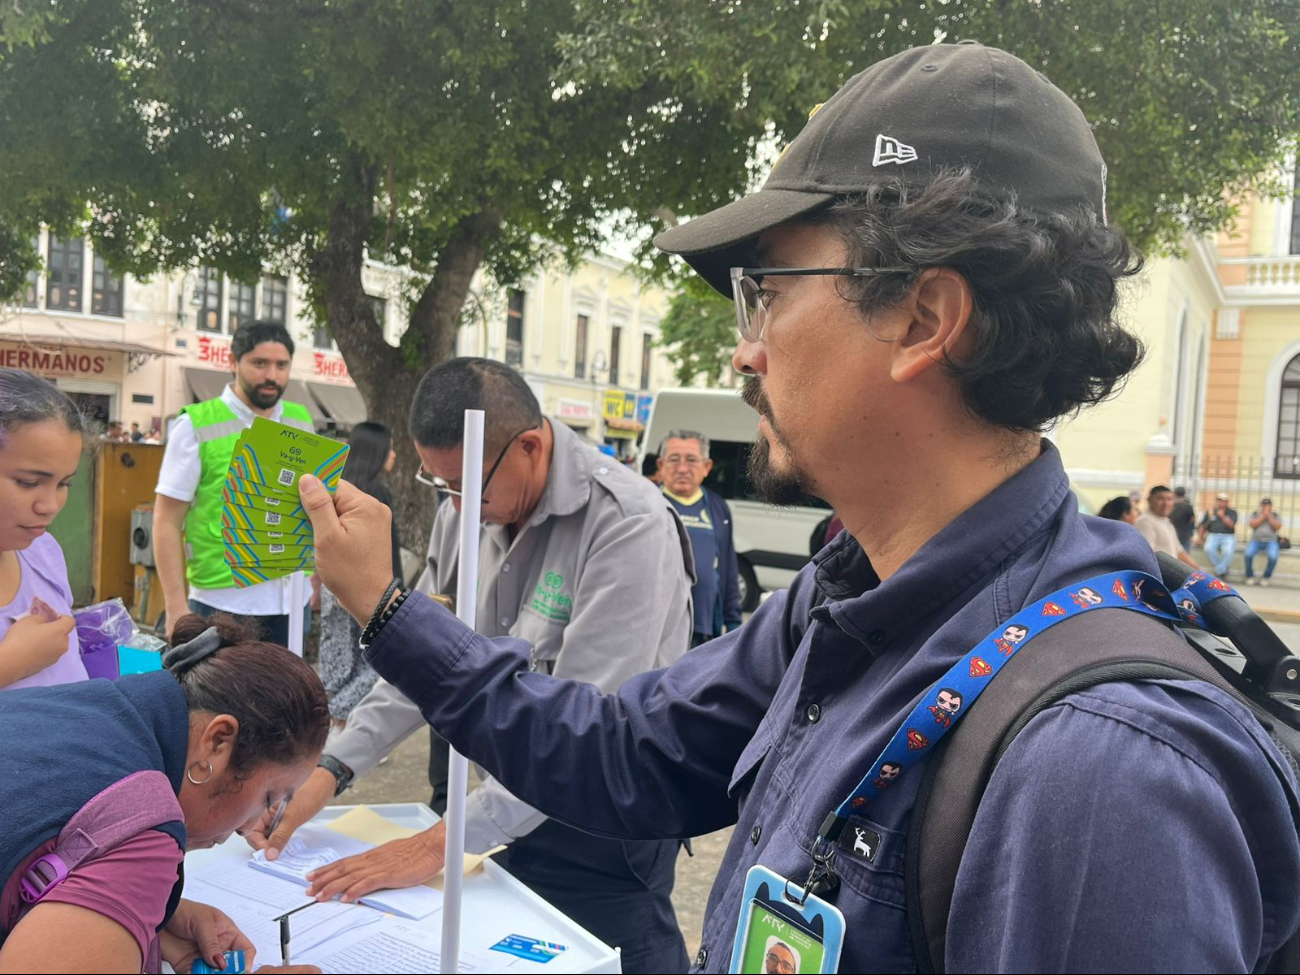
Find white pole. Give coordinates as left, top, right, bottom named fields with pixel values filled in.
left=442, top=408, right=483, bottom=974
left=287, top=571, right=306, bottom=657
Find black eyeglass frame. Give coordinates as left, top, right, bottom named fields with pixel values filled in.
left=414, top=425, right=540, bottom=501
left=729, top=265, right=911, bottom=342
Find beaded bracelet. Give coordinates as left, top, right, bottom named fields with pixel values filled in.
left=359, top=586, right=411, bottom=652
left=358, top=578, right=402, bottom=650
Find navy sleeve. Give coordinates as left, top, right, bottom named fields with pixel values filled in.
left=363, top=568, right=819, bottom=840
left=947, top=680, right=1300, bottom=973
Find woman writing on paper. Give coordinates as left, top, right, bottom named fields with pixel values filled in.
left=0, top=613, right=325, bottom=973
left=0, top=369, right=88, bottom=690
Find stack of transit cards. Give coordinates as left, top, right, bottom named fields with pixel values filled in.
left=222, top=418, right=348, bottom=587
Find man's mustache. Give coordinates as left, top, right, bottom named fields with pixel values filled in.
left=741, top=376, right=769, bottom=416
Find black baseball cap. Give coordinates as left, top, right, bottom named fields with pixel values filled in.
left=655, top=42, right=1109, bottom=295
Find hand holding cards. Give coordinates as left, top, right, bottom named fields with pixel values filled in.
left=222, top=418, right=348, bottom=587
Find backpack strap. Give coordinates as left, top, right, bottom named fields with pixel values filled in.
left=905, top=609, right=1284, bottom=974
left=19, top=770, right=183, bottom=906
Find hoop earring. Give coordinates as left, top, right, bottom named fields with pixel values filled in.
left=186, top=760, right=213, bottom=785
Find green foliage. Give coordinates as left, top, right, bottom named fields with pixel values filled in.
left=565, top=0, right=1300, bottom=257
left=657, top=274, right=737, bottom=387
left=3, top=0, right=1299, bottom=383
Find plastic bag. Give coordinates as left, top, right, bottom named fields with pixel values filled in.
left=74, top=598, right=136, bottom=680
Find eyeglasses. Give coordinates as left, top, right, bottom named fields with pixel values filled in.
left=663, top=454, right=706, bottom=468
left=414, top=425, right=539, bottom=501
left=765, top=950, right=796, bottom=974
left=729, top=265, right=910, bottom=343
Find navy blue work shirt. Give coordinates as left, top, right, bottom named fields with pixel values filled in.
left=366, top=443, right=1300, bottom=972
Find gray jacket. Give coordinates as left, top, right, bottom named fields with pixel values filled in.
left=328, top=418, right=693, bottom=852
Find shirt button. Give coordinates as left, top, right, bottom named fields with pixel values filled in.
left=806, top=703, right=822, bottom=723
left=502, top=562, right=511, bottom=573
left=499, top=616, right=511, bottom=627
left=868, top=629, right=886, bottom=647
left=696, top=947, right=708, bottom=968
left=750, top=825, right=762, bottom=845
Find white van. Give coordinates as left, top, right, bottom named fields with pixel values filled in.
left=642, top=387, right=830, bottom=611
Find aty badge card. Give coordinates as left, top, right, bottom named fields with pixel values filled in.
left=221, top=484, right=307, bottom=520
left=229, top=562, right=310, bottom=588
left=221, top=503, right=312, bottom=536
left=230, top=418, right=348, bottom=497
left=222, top=526, right=301, bottom=546
left=223, top=539, right=314, bottom=565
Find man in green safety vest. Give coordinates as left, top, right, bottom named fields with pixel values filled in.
left=154, top=321, right=315, bottom=648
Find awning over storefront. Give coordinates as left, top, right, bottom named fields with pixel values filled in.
left=307, top=381, right=367, bottom=431
left=183, top=367, right=230, bottom=404
left=285, top=379, right=327, bottom=427
left=1, top=333, right=177, bottom=358
left=605, top=416, right=644, bottom=433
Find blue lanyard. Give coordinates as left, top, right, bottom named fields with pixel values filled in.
left=809, top=568, right=1239, bottom=861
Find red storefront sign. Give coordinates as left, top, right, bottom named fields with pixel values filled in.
left=313, top=351, right=351, bottom=381
left=196, top=335, right=234, bottom=369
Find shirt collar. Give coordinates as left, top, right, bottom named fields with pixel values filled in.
left=524, top=419, right=595, bottom=527
left=664, top=486, right=704, bottom=506
left=813, top=440, right=1074, bottom=635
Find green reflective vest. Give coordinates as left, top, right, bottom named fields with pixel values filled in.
left=180, top=396, right=314, bottom=591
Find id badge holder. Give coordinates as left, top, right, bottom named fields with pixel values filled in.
left=728, top=865, right=845, bottom=973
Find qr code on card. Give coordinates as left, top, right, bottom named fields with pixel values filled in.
left=265, top=512, right=282, bottom=525
left=277, top=468, right=295, bottom=486
left=270, top=544, right=285, bottom=554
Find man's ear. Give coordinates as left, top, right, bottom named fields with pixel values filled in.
left=888, top=268, right=975, bottom=384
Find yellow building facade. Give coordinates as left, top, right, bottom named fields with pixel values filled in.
left=453, top=252, right=678, bottom=456
left=1056, top=188, right=1300, bottom=537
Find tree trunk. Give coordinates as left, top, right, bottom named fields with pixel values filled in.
left=309, top=157, right=501, bottom=565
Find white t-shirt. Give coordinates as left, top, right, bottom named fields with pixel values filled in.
left=155, top=383, right=312, bottom=616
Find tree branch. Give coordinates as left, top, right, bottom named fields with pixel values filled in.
left=401, top=207, right=502, bottom=365
left=310, top=156, right=400, bottom=387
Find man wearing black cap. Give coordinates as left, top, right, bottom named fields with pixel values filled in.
left=298, top=43, right=1300, bottom=971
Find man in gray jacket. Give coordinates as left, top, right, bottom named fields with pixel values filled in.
left=254, top=357, right=694, bottom=972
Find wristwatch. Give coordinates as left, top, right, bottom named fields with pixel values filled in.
left=317, top=754, right=355, bottom=797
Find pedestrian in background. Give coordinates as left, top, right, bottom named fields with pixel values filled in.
left=318, top=422, right=402, bottom=723
left=1245, top=498, right=1283, bottom=587
left=1135, top=485, right=1199, bottom=569
left=641, top=451, right=663, bottom=486
left=1099, top=495, right=1138, bottom=525
left=658, top=430, right=743, bottom=646
left=1170, top=486, right=1196, bottom=551
left=1198, top=492, right=1238, bottom=579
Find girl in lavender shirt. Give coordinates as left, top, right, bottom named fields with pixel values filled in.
left=0, top=368, right=88, bottom=689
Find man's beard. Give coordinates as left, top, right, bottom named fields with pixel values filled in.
left=742, top=376, right=811, bottom=506
left=240, top=376, right=285, bottom=409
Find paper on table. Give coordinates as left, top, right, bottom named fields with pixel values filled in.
left=326, top=805, right=500, bottom=889
left=250, top=822, right=444, bottom=919
left=295, top=914, right=505, bottom=974
left=184, top=856, right=372, bottom=962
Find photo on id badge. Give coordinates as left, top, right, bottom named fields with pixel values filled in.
left=730, top=865, right=844, bottom=973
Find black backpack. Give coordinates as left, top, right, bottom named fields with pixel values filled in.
left=906, top=553, right=1300, bottom=973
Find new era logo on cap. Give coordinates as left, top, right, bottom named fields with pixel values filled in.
left=873, top=133, right=917, bottom=167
